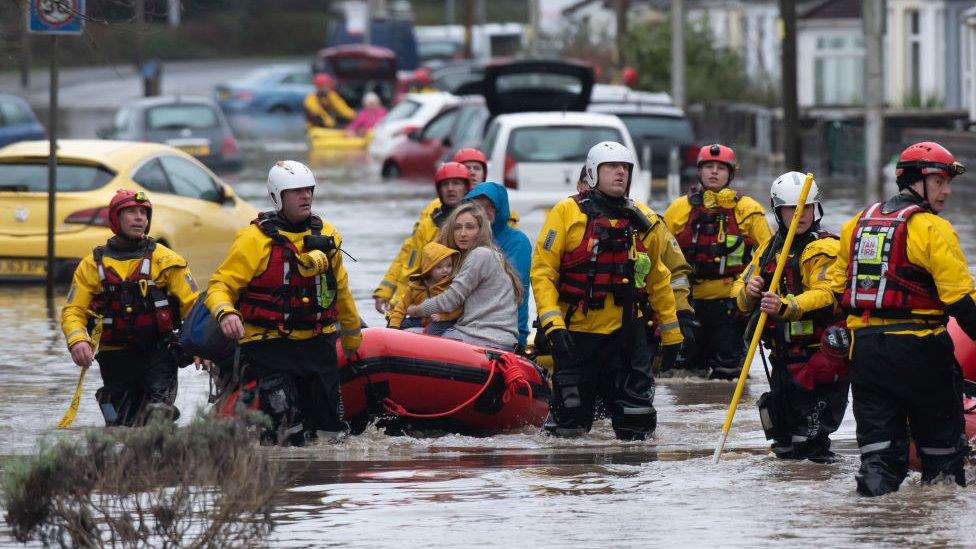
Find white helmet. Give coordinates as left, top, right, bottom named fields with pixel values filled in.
left=584, top=141, right=635, bottom=190
left=770, top=171, right=822, bottom=222
left=267, top=160, right=316, bottom=212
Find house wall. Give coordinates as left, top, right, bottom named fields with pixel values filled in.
left=688, top=1, right=781, bottom=86
left=886, top=0, right=946, bottom=106
left=797, top=20, right=864, bottom=107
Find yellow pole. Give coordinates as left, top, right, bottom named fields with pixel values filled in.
left=57, top=312, right=103, bottom=429
left=711, top=172, right=814, bottom=463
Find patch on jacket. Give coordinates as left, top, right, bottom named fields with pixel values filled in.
left=185, top=273, right=199, bottom=292
left=543, top=229, right=557, bottom=250
left=66, top=284, right=76, bottom=304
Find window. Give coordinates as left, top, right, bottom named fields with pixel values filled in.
left=481, top=120, right=501, bottom=156
left=0, top=100, right=34, bottom=126
left=617, top=115, right=695, bottom=142
left=159, top=156, right=220, bottom=202
left=281, top=71, right=312, bottom=85
left=113, top=107, right=133, bottom=133
left=907, top=9, right=922, bottom=100
left=0, top=162, right=114, bottom=192
left=132, top=158, right=172, bottom=193
left=506, top=126, right=622, bottom=163
left=421, top=109, right=459, bottom=140
left=452, top=106, right=488, bottom=145
left=146, top=104, right=219, bottom=130
left=384, top=99, right=421, bottom=123
left=811, top=32, right=865, bottom=106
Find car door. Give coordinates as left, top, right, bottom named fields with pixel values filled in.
left=398, top=107, right=459, bottom=177
left=277, top=69, right=314, bottom=112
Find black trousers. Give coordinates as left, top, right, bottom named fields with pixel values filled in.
left=767, top=355, right=849, bottom=460
left=239, top=335, right=346, bottom=443
left=545, top=327, right=657, bottom=440
left=96, top=346, right=178, bottom=427
left=851, top=330, right=968, bottom=496
left=687, top=297, right=746, bottom=378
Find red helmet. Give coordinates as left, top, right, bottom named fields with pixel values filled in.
left=434, top=162, right=471, bottom=187
left=622, top=66, right=638, bottom=87
left=413, top=67, right=432, bottom=87
left=697, top=144, right=737, bottom=179
left=452, top=148, right=487, bottom=168
left=313, top=73, right=334, bottom=90
left=108, top=189, right=152, bottom=236
left=896, top=141, right=966, bottom=189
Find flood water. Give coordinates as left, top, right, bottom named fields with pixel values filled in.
left=3, top=137, right=976, bottom=547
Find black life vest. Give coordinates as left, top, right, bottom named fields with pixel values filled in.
left=89, top=239, right=178, bottom=347
left=238, top=213, right=338, bottom=334
left=556, top=194, right=650, bottom=314
left=840, top=201, right=944, bottom=320
left=674, top=192, right=751, bottom=279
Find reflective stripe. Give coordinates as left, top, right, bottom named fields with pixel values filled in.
left=771, top=444, right=794, bottom=455
left=101, top=318, right=114, bottom=325
left=539, top=310, right=562, bottom=323
left=792, top=434, right=811, bottom=442
left=620, top=406, right=654, bottom=415
left=65, top=328, right=88, bottom=340
left=918, top=446, right=959, bottom=456
left=380, top=280, right=396, bottom=290
left=658, top=321, right=679, bottom=332
left=154, top=300, right=169, bottom=308
left=140, top=257, right=151, bottom=276
left=671, top=275, right=690, bottom=289
left=97, top=263, right=106, bottom=282
left=859, top=440, right=892, bottom=454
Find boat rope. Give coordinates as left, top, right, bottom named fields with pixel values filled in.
left=381, top=352, right=532, bottom=419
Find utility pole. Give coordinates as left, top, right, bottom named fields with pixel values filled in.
left=615, top=0, right=629, bottom=68
left=134, top=0, right=145, bottom=68
left=529, top=0, right=539, bottom=56
left=463, top=0, right=474, bottom=59
left=167, top=0, right=181, bottom=27
left=20, top=0, right=31, bottom=89
left=447, top=0, right=455, bottom=24
left=671, top=0, right=686, bottom=109
left=779, top=0, right=800, bottom=170
left=863, top=0, right=885, bottom=203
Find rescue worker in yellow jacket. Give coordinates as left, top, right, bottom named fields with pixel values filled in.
left=664, top=144, right=772, bottom=379
left=304, top=73, right=356, bottom=129
left=373, top=161, right=472, bottom=313
left=62, top=190, right=199, bottom=426
left=207, top=160, right=361, bottom=446
left=732, top=172, right=849, bottom=462
left=533, top=141, right=683, bottom=440
left=827, top=142, right=976, bottom=496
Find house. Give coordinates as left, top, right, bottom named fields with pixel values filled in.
left=796, top=0, right=865, bottom=107
left=687, top=1, right=781, bottom=89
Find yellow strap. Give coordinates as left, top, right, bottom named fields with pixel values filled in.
left=57, top=366, right=88, bottom=429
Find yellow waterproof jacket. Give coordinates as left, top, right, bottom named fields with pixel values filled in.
left=733, top=234, right=838, bottom=320
left=373, top=199, right=523, bottom=304
left=304, top=91, right=356, bottom=128
left=531, top=196, right=683, bottom=344
left=654, top=221, right=694, bottom=313
left=827, top=204, right=976, bottom=337
left=664, top=193, right=772, bottom=300
left=205, top=218, right=361, bottom=350
left=61, top=241, right=199, bottom=351
left=388, top=242, right=463, bottom=328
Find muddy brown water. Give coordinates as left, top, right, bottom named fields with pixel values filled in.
left=3, top=141, right=976, bottom=547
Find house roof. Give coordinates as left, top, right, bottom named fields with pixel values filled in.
left=799, top=0, right=862, bottom=20
left=562, top=0, right=606, bottom=16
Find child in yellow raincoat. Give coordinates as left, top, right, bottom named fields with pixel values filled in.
left=388, top=242, right=463, bottom=335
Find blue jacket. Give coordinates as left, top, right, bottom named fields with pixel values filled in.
left=465, top=182, right=532, bottom=346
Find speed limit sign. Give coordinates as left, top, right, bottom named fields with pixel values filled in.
left=28, top=0, right=85, bottom=35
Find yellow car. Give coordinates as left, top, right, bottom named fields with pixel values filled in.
left=0, top=139, right=258, bottom=282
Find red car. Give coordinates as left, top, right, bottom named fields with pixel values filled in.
left=313, top=44, right=400, bottom=108
left=381, top=59, right=594, bottom=180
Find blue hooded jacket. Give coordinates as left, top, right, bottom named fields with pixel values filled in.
left=464, top=182, right=532, bottom=346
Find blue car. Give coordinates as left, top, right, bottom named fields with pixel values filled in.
left=0, top=95, right=45, bottom=148
left=213, top=64, right=314, bottom=114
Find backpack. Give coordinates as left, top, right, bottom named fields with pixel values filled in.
left=178, top=292, right=236, bottom=361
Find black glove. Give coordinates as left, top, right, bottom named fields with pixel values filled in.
left=548, top=329, right=575, bottom=357
left=823, top=325, right=850, bottom=353
left=303, top=234, right=337, bottom=253
left=677, top=310, right=700, bottom=348
left=659, top=343, right=681, bottom=372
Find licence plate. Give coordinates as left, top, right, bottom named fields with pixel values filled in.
left=0, top=258, right=46, bottom=276
left=178, top=145, right=211, bottom=157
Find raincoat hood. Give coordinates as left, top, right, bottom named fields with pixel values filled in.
left=410, top=241, right=459, bottom=281
left=464, top=182, right=511, bottom=237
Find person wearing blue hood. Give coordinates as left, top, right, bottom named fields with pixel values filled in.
left=465, top=182, right=532, bottom=348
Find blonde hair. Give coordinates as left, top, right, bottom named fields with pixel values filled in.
left=436, top=202, right=524, bottom=304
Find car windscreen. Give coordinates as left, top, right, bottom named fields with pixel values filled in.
left=239, top=67, right=279, bottom=85
left=147, top=105, right=220, bottom=130
left=506, top=126, right=622, bottom=162
left=418, top=41, right=461, bottom=59
left=384, top=99, right=421, bottom=123
left=617, top=114, right=695, bottom=142
left=0, top=162, right=115, bottom=192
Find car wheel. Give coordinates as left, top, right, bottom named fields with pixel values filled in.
left=381, top=162, right=400, bottom=179
left=269, top=105, right=292, bottom=114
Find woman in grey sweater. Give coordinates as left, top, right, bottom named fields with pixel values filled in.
left=406, top=202, right=522, bottom=351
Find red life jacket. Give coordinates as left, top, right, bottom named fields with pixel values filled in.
left=759, top=231, right=838, bottom=360
left=674, top=192, right=751, bottom=279
left=556, top=194, right=650, bottom=315
left=238, top=214, right=338, bottom=334
left=840, top=201, right=944, bottom=320
left=89, top=240, right=178, bottom=347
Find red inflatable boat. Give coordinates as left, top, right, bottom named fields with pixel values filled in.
left=337, top=328, right=551, bottom=435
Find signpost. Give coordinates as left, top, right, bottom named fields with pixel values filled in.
left=28, top=0, right=85, bottom=297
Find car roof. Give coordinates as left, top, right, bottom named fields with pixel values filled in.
left=491, top=111, right=626, bottom=128
left=588, top=102, right=686, bottom=117
left=402, top=91, right=459, bottom=105
left=0, top=94, right=33, bottom=107
left=0, top=139, right=192, bottom=171
left=590, top=84, right=675, bottom=105
left=122, top=95, right=221, bottom=109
